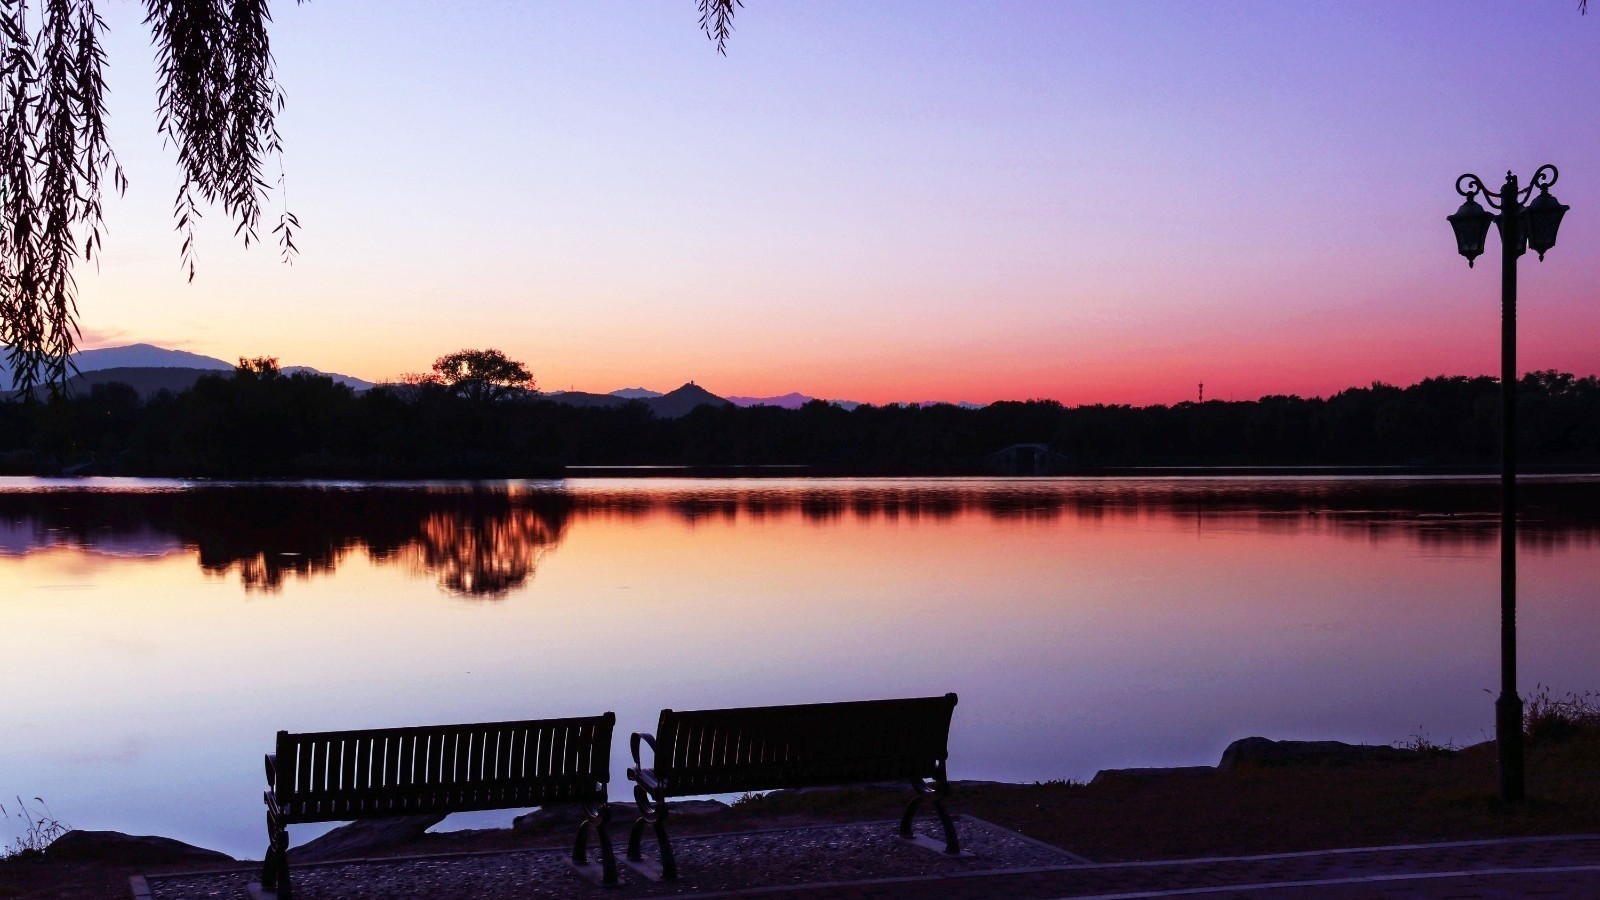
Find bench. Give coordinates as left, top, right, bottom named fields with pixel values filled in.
left=261, top=713, right=617, bottom=898
left=625, top=693, right=959, bottom=880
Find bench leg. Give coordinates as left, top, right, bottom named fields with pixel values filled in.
left=627, top=784, right=677, bottom=881
left=262, top=813, right=292, bottom=899
left=574, top=798, right=618, bottom=885
left=900, top=779, right=961, bottom=855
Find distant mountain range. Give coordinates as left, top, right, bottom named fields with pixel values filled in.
left=1, top=342, right=987, bottom=410
left=616, top=389, right=982, bottom=411
left=0, top=343, right=375, bottom=395
left=724, top=391, right=817, bottom=410
left=543, top=382, right=732, bottom=419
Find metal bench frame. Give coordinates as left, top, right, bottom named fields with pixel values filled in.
left=261, top=712, right=617, bottom=897
left=626, top=693, right=959, bottom=881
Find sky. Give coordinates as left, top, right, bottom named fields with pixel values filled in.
left=70, top=1, right=1600, bottom=406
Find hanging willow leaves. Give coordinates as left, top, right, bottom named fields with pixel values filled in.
left=0, top=0, right=300, bottom=394
left=0, top=0, right=742, bottom=395
left=698, top=0, right=740, bottom=55
left=0, top=0, right=126, bottom=391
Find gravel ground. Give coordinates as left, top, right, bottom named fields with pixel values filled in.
left=143, top=816, right=1077, bottom=898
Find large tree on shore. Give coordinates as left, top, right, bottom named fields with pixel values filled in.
left=430, top=348, right=534, bottom=404
left=0, top=0, right=741, bottom=394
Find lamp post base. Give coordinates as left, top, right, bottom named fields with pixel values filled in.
left=1496, top=692, right=1525, bottom=802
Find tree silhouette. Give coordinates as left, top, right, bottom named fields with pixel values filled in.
left=0, top=0, right=742, bottom=393
left=431, top=348, right=534, bottom=404
left=235, top=355, right=281, bottom=380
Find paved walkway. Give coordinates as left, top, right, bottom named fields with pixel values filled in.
left=732, top=835, right=1600, bottom=899
left=137, top=831, right=1600, bottom=898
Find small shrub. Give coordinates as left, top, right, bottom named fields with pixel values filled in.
left=1524, top=684, right=1600, bottom=744
left=0, top=797, right=68, bottom=862
left=731, top=792, right=765, bottom=809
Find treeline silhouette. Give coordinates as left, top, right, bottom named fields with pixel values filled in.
left=2, top=369, right=1599, bottom=476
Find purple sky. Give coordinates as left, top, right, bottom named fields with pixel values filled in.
left=72, top=1, right=1600, bottom=405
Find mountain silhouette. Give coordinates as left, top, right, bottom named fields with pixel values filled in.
left=610, top=387, right=663, bottom=399
left=726, top=391, right=815, bottom=410
left=75, top=343, right=234, bottom=373
left=540, top=383, right=730, bottom=418
left=647, top=382, right=732, bottom=418
left=0, top=342, right=374, bottom=392
left=541, top=390, right=625, bottom=409
left=53, top=367, right=219, bottom=399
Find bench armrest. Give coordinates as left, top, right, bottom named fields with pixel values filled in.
left=630, top=732, right=657, bottom=769
left=264, top=753, right=278, bottom=790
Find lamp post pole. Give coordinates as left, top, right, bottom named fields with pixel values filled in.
left=1495, top=172, right=1523, bottom=803
left=1448, top=165, right=1568, bottom=803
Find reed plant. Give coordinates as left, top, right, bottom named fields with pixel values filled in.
left=0, top=797, right=68, bottom=861
left=1524, top=684, right=1600, bottom=744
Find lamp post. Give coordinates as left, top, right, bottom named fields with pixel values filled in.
left=1447, top=165, right=1569, bottom=803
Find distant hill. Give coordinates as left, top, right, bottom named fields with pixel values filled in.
left=726, top=392, right=815, bottom=410
left=75, top=343, right=233, bottom=373
left=539, top=382, right=730, bottom=419
left=0, top=342, right=374, bottom=392
left=25, top=366, right=375, bottom=401
left=543, top=390, right=627, bottom=409
left=280, top=367, right=375, bottom=392
left=647, top=382, right=732, bottom=418
left=52, top=367, right=215, bottom=400
left=610, top=387, right=663, bottom=399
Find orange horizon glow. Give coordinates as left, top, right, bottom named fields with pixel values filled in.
left=63, top=3, right=1600, bottom=409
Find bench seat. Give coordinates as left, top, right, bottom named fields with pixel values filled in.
left=262, top=713, right=616, bottom=897
left=626, top=694, right=958, bottom=880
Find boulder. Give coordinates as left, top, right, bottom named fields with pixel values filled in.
left=290, top=814, right=445, bottom=862
left=1218, top=737, right=1421, bottom=770
left=45, top=830, right=234, bottom=866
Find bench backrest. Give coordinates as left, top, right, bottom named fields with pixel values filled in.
left=652, top=694, right=956, bottom=796
left=273, top=712, right=614, bottom=822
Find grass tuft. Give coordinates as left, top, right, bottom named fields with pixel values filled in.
left=1524, top=684, right=1600, bottom=744
left=0, top=797, right=69, bottom=862
left=1395, top=729, right=1458, bottom=755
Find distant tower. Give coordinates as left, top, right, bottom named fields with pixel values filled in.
left=1199, top=382, right=1204, bottom=403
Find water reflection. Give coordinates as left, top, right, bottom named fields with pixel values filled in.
left=394, top=508, right=567, bottom=597
left=0, top=487, right=573, bottom=598
left=3, top=475, right=1599, bottom=859
left=0, top=478, right=1595, bottom=596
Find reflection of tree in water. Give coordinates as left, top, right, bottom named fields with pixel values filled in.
left=569, top=480, right=1600, bottom=552
left=395, top=507, right=566, bottom=598
left=188, top=489, right=572, bottom=596
left=0, top=488, right=571, bottom=597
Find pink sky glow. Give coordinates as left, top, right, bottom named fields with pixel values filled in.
left=70, top=2, right=1600, bottom=406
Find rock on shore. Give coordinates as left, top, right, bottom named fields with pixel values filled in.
left=45, top=830, right=235, bottom=865
left=1090, top=736, right=1441, bottom=784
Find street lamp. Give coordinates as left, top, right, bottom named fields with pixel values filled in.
left=1447, top=164, right=1569, bottom=803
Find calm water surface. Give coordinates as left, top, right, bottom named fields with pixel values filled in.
left=2, top=476, right=1598, bottom=858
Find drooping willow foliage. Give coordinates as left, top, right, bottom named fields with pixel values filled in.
left=0, top=0, right=740, bottom=394
left=0, top=0, right=300, bottom=393
left=699, top=0, right=740, bottom=55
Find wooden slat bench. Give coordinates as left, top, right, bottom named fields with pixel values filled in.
left=261, top=712, right=617, bottom=898
left=625, top=693, right=959, bottom=880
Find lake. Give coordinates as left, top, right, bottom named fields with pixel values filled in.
left=2, top=475, right=1598, bottom=859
